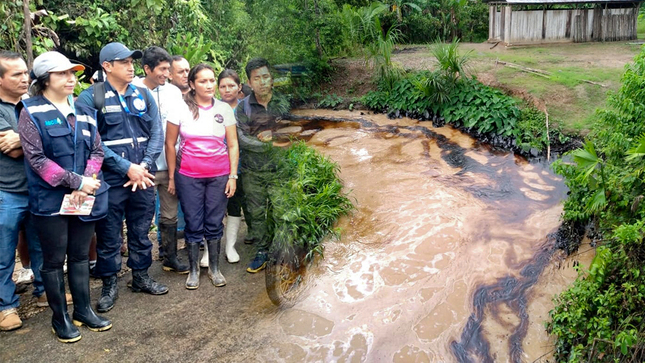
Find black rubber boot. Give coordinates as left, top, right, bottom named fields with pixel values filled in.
left=160, top=223, right=189, bottom=274
left=97, top=275, right=118, bottom=313
left=40, top=268, right=81, bottom=343
left=185, top=243, right=200, bottom=290
left=206, top=239, right=226, bottom=287
left=130, top=269, right=168, bottom=295
left=67, top=261, right=112, bottom=332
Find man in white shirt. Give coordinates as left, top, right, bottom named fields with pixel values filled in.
left=134, top=46, right=188, bottom=274
left=168, top=56, right=190, bottom=96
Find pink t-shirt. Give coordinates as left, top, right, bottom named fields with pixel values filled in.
left=169, top=98, right=236, bottom=178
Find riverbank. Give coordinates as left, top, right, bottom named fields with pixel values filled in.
left=316, top=41, right=641, bottom=134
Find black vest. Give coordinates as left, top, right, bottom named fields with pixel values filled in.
left=19, top=96, right=108, bottom=220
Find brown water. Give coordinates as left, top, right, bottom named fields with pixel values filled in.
left=262, top=110, right=593, bottom=362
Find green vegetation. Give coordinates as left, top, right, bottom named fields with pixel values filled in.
left=515, top=107, right=569, bottom=152
left=547, top=47, right=645, bottom=361
left=2, top=0, right=489, bottom=91
left=468, top=43, right=639, bottom=132
left=317, top=93, right=344, bottom=108
left=362, top=41, right=569, bottom=153
left=265, top=142, right=354, bottom=262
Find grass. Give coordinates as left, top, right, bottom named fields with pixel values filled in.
left=464, top=42, right=641, bottom=133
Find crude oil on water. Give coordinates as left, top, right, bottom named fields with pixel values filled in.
left=264, top=110, right=593, bottom=362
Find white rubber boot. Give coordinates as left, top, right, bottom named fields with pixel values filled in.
left=200, top=242, right=209, bottom=268
left=225, top=216, right=241, bottom=263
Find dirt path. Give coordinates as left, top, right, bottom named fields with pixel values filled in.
left=3, top=237, right=282, bottom=363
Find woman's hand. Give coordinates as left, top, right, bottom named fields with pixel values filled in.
left=80, top=176, right=101, bottom=195
left=70, top=190, right=88, bottom=208
left=168, top=178, right=176, bottom=196
left=225, top=179, right=236, bottom=198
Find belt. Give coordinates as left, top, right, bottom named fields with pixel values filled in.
left=103, top=137, right=149, bottom=146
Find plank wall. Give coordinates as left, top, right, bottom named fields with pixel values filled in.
left=488, top=5, right=639, bottom=44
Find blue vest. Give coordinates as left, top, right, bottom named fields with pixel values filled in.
left=95, top=82, right=155, bottom=185
left=18, top=96, right=108, bottom=221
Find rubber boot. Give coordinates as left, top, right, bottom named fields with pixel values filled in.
left=225, top=216, right=241, bottom=263
left=186, top=243, right=200, bottom=290
left=40, top=269, right=81, bottom=343
left=160, top=223, right=189, bottom=274
left=130, top=269, right=168, bottom=295
left=207, top=239, right=226, bottom=287
left=67, top=261, right=112, bottom=332
left=200, top=241, right=209, bottom=268
left=97, top=275, right=118, bottom=313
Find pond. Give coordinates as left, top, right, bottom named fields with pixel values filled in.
left=264, top=109, right=594, bottom=362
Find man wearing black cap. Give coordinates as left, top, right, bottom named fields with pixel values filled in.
left=77, top=42, right=167, bottom=313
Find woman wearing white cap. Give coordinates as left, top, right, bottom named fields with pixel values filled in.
left=17, top=51, right=112, bottom=343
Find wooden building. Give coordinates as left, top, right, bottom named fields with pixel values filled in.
left=487, top=0, right=643, bottom=44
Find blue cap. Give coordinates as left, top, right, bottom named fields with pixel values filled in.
left=99, top=42, right=142, bottom=64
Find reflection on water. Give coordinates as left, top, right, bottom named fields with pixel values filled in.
left=264, top=110, right=592, bottom=362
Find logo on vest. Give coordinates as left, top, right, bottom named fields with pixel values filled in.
left=44, top=118, right=62, bottom=126
left=132, top=98, right=146, bottom=112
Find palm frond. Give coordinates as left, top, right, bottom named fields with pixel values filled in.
left=626, top=132, right=645, bottom=161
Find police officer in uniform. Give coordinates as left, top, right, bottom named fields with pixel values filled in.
left=76, top=43, right=167, bottom=313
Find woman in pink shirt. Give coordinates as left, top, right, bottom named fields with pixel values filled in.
left=165, top=63, right=239, bottom=290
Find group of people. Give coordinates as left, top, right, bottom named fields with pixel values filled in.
left=0, top=42, right=286, bottom=343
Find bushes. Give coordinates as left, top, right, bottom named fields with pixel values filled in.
left=263, top=142, right=354, bottom=263
left=362, top=70, right=524, bottom=136
left=546, top=223, right=645, bottom=361
left=547, top=47, right=645, bottom=361
left=360, top=40, right=578, bottom=153
left=515, top=107, right=569, bottom=153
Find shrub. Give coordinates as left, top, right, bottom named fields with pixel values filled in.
left=547, top=45, right=645, bottom=362
left=262, top=142, right=354, bottom=263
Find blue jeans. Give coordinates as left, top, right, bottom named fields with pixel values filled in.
left=0, top=190, right=44, bottom=311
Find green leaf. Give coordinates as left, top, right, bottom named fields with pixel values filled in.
left=572, top=141, right=601, bottom=179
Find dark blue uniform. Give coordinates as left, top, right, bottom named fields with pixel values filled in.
left=19, top=97, right=108, bottom=219
left=76, top=81, right=162, bottom=276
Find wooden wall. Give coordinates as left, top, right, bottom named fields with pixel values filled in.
left=488, top=5, right=639, bottom=44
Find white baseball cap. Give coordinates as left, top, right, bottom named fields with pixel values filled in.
left=32, top=51, right=85, bottom=78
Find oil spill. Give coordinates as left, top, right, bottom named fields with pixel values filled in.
left=264, top=109, right=592, bottom=362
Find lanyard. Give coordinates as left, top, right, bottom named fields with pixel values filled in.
left=117, top=84, right=147, bottom=117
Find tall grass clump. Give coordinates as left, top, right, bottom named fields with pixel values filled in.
left=431, top=38, right=472, bottom=81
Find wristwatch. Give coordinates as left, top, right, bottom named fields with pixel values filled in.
left=140, top=161, right=150, bottom=171
left=229, top=174, right=238, bottom=179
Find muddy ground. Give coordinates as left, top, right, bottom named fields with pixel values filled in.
left=2, top=227, right=285, bottom=363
